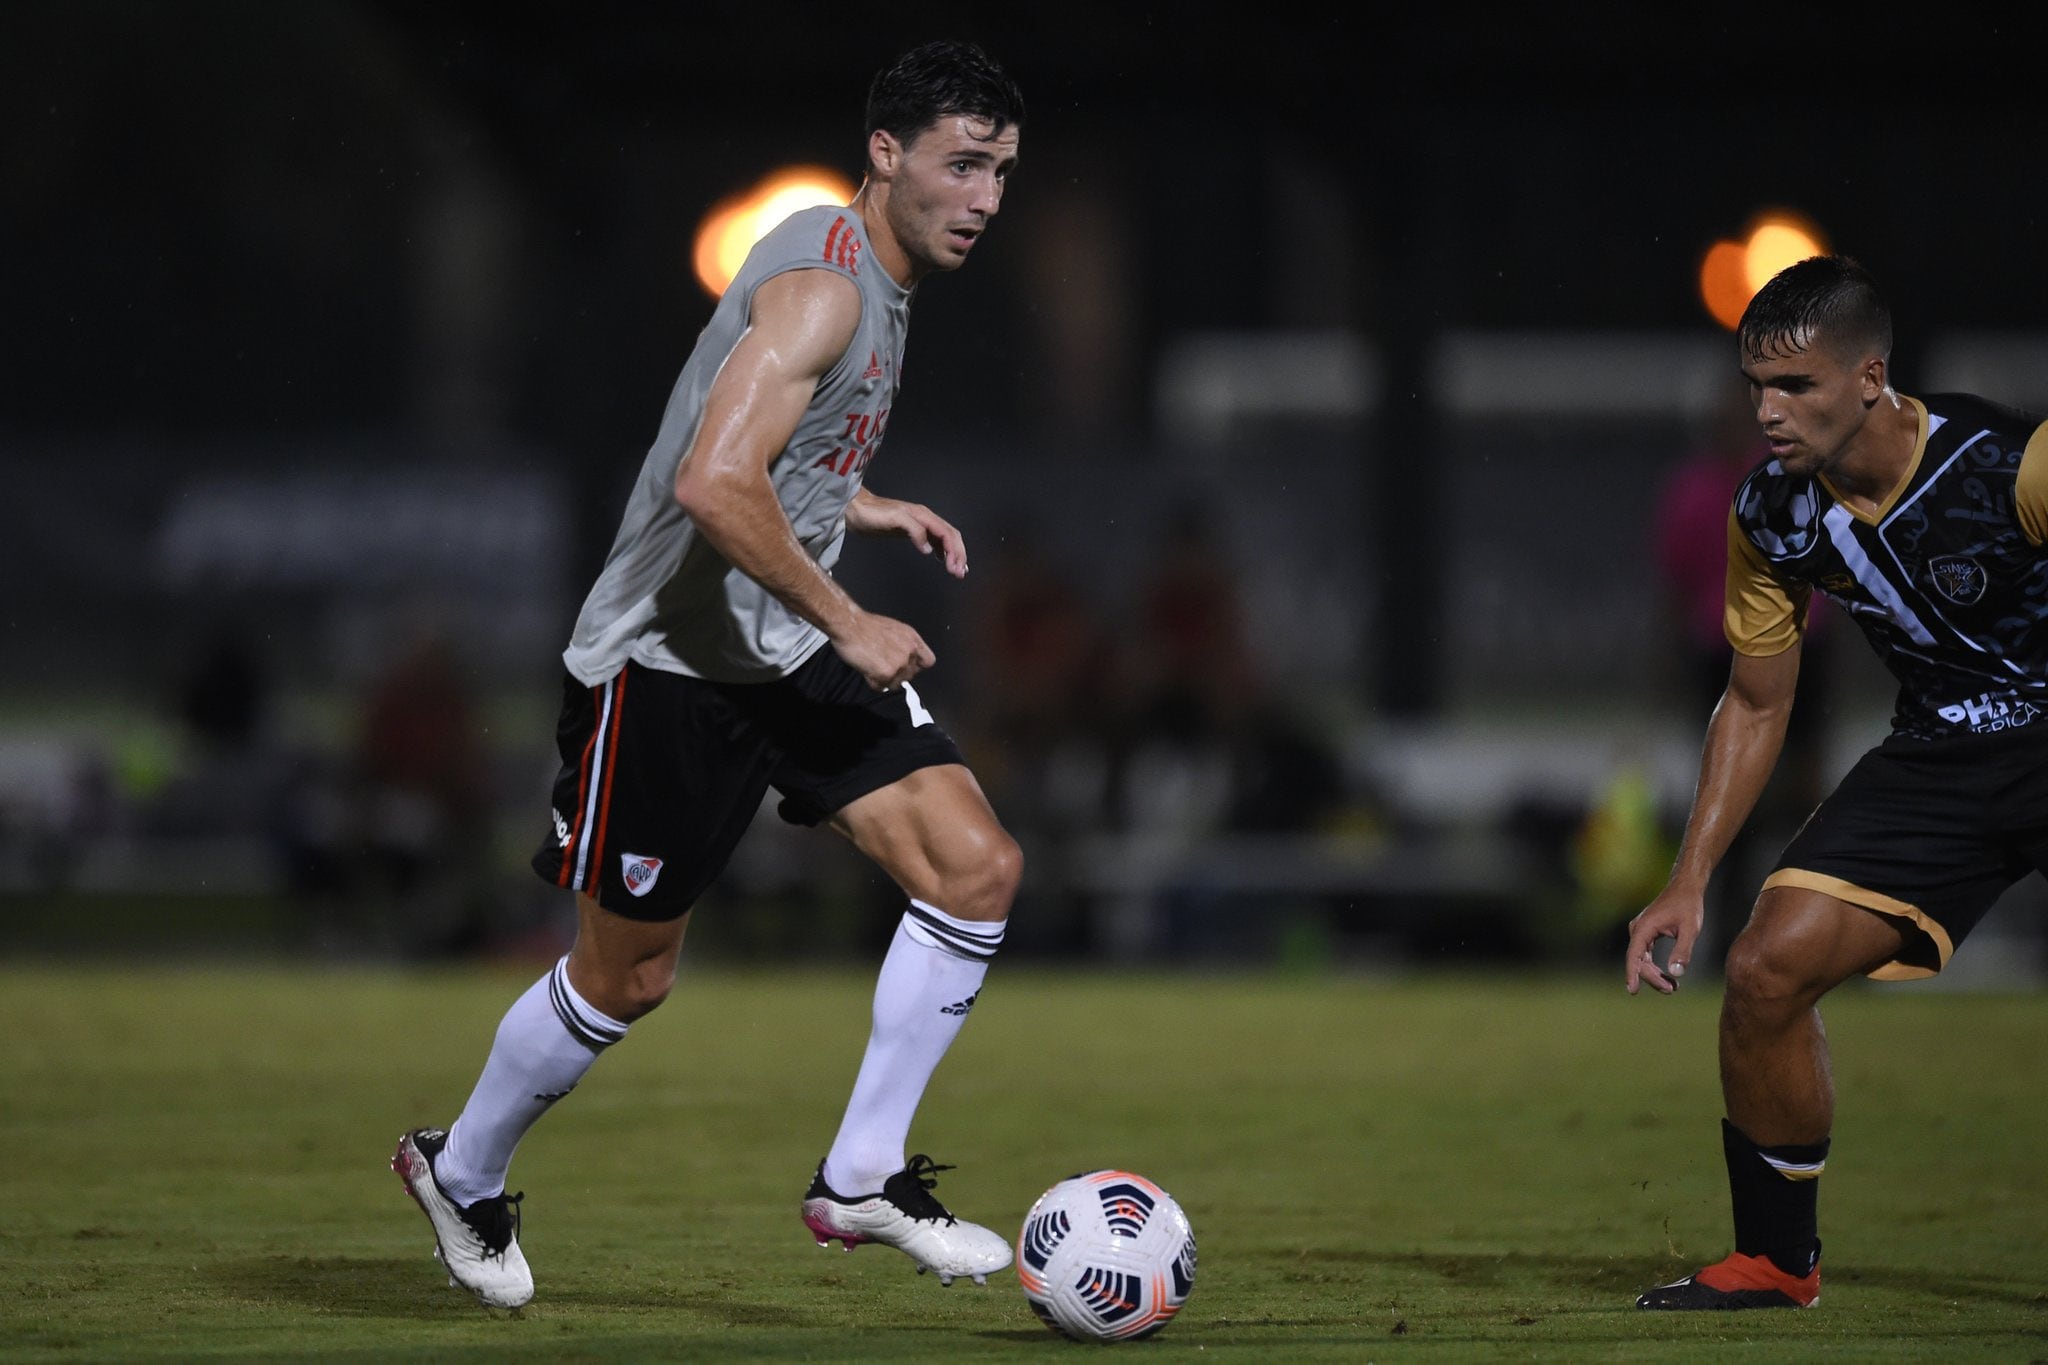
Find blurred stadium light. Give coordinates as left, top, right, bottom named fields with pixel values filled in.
left=693, top=166, right=860, bottom=298
left=1697, top=211, right=1828, bottom=330
left=1742, top=216, right=1827, bottom=292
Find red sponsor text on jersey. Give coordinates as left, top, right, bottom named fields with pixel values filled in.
left=814, top=406, right=889, bottom=478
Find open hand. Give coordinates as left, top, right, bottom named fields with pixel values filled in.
left=846, top=491, right=968, bottom=578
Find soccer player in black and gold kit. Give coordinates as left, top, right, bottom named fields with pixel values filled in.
left=1624, top=255, right=2048, bottom=1310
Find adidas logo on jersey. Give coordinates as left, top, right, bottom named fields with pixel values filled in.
left=861, top=350, right=883, bottom=380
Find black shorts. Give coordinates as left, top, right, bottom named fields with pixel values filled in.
left=1766, top=723, right=2048, bottom=980
left=530, top=649, right=966, bottom=920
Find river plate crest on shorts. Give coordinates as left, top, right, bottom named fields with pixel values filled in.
left=621, top=853, right=664, bottom=897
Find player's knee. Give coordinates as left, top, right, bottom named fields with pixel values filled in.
left=942, top=827, right=1024, bottom=920
left=620, top=961, right=680, bottom=1020
left=581, top=958, right=677, bottom=1023
left=986, top=830, right=1024, bottom=905
left=1721, top=929, right=1819, bottom=1015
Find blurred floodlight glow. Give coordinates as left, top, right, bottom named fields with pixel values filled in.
left=1698, top=241, right=1752, bottom=332
left=1742, top=218, right=1825, bottom=292
left=1697, top=212, right=1829, bottom=330
left=693, top=166, right=858, bottom=297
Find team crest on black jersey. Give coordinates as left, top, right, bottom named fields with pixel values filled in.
left=1735, top=461, right=1824, bottom=562
left=1929, top=555, right=1987, bottom=605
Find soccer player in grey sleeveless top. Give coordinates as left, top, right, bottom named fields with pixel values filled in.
left=394, top=40, right=1026, bottom=1307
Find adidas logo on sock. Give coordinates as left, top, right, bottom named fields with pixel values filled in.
left=940, top=990, right=979, bottom=1016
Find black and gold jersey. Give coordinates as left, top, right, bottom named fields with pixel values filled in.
left=1725, top=392, right=2048, bottom=739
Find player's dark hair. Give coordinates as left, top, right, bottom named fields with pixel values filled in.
left=866, top=40, right=1025, bottom=149
left=1738, top=254, right=1892, bottom=364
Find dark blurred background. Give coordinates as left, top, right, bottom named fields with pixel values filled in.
left=5, top=1, right=2046, bottom=978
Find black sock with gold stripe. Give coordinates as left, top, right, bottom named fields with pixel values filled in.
left=1722, top=1118, right=1827, bottom=1277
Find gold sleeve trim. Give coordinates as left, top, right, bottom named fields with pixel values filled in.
left=1723, top=509, right=1807, bottom=657
left=1762, top=868, right=1954, bottom=981
left=2017, top=420, right=2048, bottom=547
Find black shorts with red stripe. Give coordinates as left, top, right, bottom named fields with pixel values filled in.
left=530, top=649, right=966, bottom=921
left=1765, top=718, right=2048, bottom=979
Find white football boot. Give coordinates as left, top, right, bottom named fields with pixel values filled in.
left=800, top=1154, right=1013, bottom=1285
left=392, top=1127, right=534, bottom=1308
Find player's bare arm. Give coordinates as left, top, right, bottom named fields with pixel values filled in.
left=673, top=268, right=935, bottom=690
left=846, top=488, right=969, bottom=578
left=1626, top=644, right=1801, bottom=995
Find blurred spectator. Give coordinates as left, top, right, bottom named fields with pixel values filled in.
left=179, top=626, right=268, bottom=754
left=1569, top=762, right=1679, bottom=936
left=356, top=629, right=489, bottom=846
left=958, top=503, right=1354, bottom=959
left=963, top=516, right=1115, bottom=828
left=144, top=624, right=298, bottom=844
left=1108, top=500, right=1343, bottom=837
left=351, top=622, right=495, bottom=953
left=1118, top=500, right=1261, bottom=747
left=284, top=617, right=499, bottom=956
left=955, top=520, right=1118, bottom=956
left=1105, top=501, right=1257, bottom=836
left=1655, top=378, right=1771, bottom=721
left=1102, top=502, right=1349, bottom=959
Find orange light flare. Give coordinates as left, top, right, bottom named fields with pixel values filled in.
left=692, top=165, right=859, bottom=298
left=1697, top=212, right=1828, bottom=330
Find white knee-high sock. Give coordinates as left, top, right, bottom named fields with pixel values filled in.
left=823, top=900, right=1004, bottom=1195
left=436, top=955, right=628, bottom=1205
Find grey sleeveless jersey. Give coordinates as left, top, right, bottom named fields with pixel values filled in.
left=562, top=205, right=911, bottom=685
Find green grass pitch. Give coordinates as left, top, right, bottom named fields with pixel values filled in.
left=3, top=961, right=2045, bottom=1360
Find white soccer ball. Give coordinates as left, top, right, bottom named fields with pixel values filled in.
left=1015, top=1169, right=1196, bottom=1342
